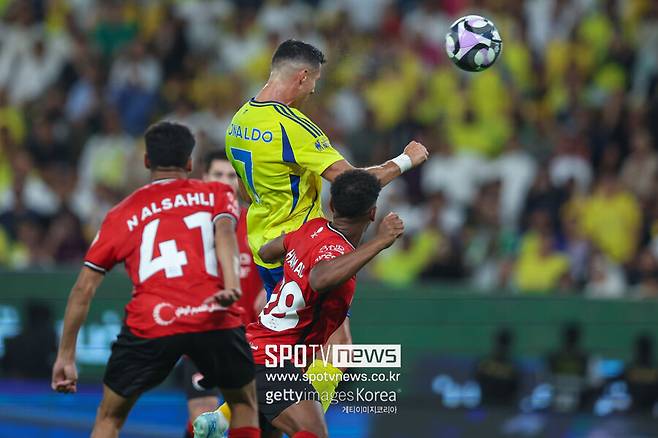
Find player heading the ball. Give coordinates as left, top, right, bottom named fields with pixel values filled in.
left=226, top=39, right=429, bottom=292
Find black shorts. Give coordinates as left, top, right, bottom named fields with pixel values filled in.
left=255, top=361, right=318, bottom=430
left=104, top=325, right=254, bottom=398
left=182, top=356, right=220, bottom=400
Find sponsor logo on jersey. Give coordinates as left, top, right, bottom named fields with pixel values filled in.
left=152, top=301, right=226, bottom=326
left=314, top=253, right=336, bottom=263
left=314, top=138, right=331, bottom=151
left=319, top=244, right=345, bottom=255
left=310, top=226, right=324, bottom=239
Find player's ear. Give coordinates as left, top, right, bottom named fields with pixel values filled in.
left=144, top=153, right=150, bottom=170
left=369, top=206, right=377, bottom=222
left=329, top=199, right=335, bottom=214
left=185, top=157, right=192, bottom=173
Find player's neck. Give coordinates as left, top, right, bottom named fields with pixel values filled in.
left=255, top=80, right=297, bottom=106
left=329, top=219, right=366, bottom=247
left=150, top=169, right=188, bottom=182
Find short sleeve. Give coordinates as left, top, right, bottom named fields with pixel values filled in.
left=84, top=216, right=119, bottom=274
left=211, top=183, right=240, bottom=227
left=281, top=113, right=344, bottom=175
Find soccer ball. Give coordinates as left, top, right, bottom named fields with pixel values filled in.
left=445, top=15, right=502, bottom=72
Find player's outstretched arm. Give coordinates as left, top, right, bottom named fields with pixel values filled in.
left=322, top=141, right=429, bottom=186
left=258, top=234, right=287, bottom=264
left=52, top=266, right=104, bottom=393
left=208, top=217, right=242, bottom=307
left=309, top=213, right=404, bottom=293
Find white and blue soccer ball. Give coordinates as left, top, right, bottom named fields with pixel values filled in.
left=445, top=15, right=502, bottom=72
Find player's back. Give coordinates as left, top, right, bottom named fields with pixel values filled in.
left=84, top=178, right=242, bottom=337
left=248, top=218, right=356, bottom=364
left=226, top=99, right=344, bottom=268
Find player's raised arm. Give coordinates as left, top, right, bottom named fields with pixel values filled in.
left=321, top=141, right=429, bottom=186
left=309, top=213, right=404, bottom=293
left=258, top=234, right=287, bottom=264
left=52, top=266, right=105, bottom=393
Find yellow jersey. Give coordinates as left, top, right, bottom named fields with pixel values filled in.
left=226, top=99, right=344, bottom=268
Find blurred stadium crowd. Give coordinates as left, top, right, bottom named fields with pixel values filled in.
left=1, top=0, right=658, bottom=297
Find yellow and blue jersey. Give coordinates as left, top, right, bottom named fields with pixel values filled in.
left=226, top=99, right=344, bottom=268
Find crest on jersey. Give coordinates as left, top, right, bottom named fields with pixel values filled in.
left=311, top=226, right=324, bottom=239
left=314, top=138, right=331, bottom=151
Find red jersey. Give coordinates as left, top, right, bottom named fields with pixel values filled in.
left=235, top=208, right=263, bottom=324
left=248, top=218, right=356, bottom=365
left=84, top=178, right=242, bottom=338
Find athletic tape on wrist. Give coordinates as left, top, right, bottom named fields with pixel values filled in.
left=391, top=154, right=413, bottom=173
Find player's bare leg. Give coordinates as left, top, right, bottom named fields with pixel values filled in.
left=189, top=396, right=219, bottom=422
left=91, top=385, right=139, bottom=438
left=271, top=400, right=328, bottom=438
left=188, top=396, right=219, bottom=437
left=220, top=380, right=259, bottom=429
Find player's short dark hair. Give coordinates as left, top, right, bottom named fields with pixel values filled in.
left=145, top=121, right=195, bottom=169
left=330, top=170, right=381, bottom=219
left=272, top=39, right=326, bottom=69
left=204, top=150, right=229, bottom=173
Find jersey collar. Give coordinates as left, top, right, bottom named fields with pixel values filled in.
left=249, top=97, right=288, bottom=107
left=326, top=222, right=356, bottom=250
left=150, top=178, right=176, bottom=185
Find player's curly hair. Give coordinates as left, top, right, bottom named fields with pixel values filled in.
left=272, top=39, right=326, bottom=68
left=145, top=121, right=195, bottom=169
left=331, top=170, right=381, bottom=219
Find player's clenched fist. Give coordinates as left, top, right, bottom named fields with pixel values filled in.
left=403, top=141, right=429, bottom=168
left=51, top=358, right=78, bottom=393
left=376, top=212, right=405, bottom=248
left=205, top=288, right=242, bottom=307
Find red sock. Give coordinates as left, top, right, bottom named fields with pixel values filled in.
left=228, top=426, right=261, bottom=438
left=293, top=433, right=319, bottom=438
left=184, top=420, right=194, bottom=438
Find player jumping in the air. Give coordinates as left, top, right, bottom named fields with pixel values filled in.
left=220, top=38, right=428, bottom=421
left=250, top=170, right=402, bottom=438
left=51, top=122, right=261, bottom=438
left=183, top=151, right=267, bottom=438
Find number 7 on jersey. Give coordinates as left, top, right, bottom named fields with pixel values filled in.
left=230, top=147, right=260, bottom=203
